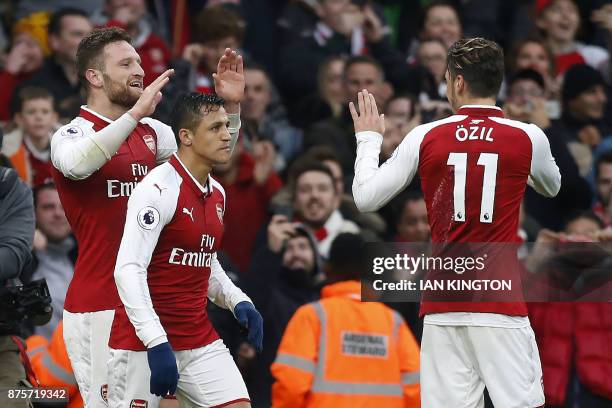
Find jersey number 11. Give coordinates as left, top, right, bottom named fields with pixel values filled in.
left=447, top=152, right=499, bottom=224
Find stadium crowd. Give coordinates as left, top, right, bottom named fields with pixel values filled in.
left=0, top=0, right=611, bottom=407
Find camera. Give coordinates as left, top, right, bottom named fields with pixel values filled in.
left=0, top=279, right=53, bottom=332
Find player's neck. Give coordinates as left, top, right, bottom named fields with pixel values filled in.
left=177, top=149, right=213, bottom=187
left=456, top=96, right=497, bottom=111
left=87, top=94, right=129, bottom=121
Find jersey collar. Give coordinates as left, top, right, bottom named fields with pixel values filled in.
left=169, top=153, right=213, bottom=198
left=79, top=106, right=114, bottom=129
left=457, top=105, right=504, bottom=118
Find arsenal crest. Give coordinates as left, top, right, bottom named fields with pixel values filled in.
left=216, top=203, right=224, bottom=224
left=130, top=399, right=148, bottom=408
left=142, top=134, right=156, bottom=154
left=100, top=384, right=108, bottom=403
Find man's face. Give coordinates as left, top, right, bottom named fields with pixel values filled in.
left=565, top=217, right=601, bottom=236
left=16, top=98, right=57, bottom=141
left=101, top=41, right=145, bottom=108
left=422, top=5, right=461, bottom=49
left=36, top=188, right=71, bottom=242
left=293, top=171, right=336, bottom=227
left=13, top=33, right=44, bottom=73
left=515, top=42, right=550, bottom=78
left=538, top=0, right=580, bottom=43
left=507, top=79, right=545, bottom=107
left=397, top=199, right=430, bottom=242
left=189, top=106, right=232, bottom=165
left=282, top=236, right=315, bottom=273
left=418, top=40, right=447, bottom=82
left=345, top=62, right=383, bottom=105
left=596, top=162, right=612, bottom=206
left=567, top=85, right=607, bottom=120
left=50, top=15, right=93, bottom=62
left=201, top=36, right=239, bottom=73
left=320, top=59, right=346, bottom=105
left=243, top=69, right=271, bottom=122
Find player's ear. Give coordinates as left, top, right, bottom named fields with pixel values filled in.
left=85, top=69, right=104, bottom=89
left=179, top=129, right=193, bottom=146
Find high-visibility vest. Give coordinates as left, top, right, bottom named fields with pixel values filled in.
left=26, top=321, right=84, bottom=408
left=271, top=280, right=420, bottom=408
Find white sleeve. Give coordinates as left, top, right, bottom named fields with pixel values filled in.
left=141, top=118, right=178, bottom=164
left=208, top=253, right=252, bottom=314
left=352, top=127, right=426, bottom=212
left=228, top=110, right=241, bottom=155
left=526, top=124, right=561, bottom=198
left=113, top=175, right=178, bottom=348
left=50, top=113, right=138, bottom=180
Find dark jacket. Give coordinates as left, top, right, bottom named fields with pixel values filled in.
left=524, top=121, right=592, bottom=230
left=0, top=167, right=34, bottom=282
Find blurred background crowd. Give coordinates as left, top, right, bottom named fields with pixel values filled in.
left=0, top=0, right=611, bottom=407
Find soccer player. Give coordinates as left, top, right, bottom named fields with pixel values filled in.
left=50, top=27, right=244, bottom=407
left=109, top=92, right=263, bottom=408
left=351, top=38, right=561, bottom=407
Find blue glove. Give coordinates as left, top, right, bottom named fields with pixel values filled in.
left=234, top=301, right=264, bottom=352
left=147, top=342, right=179, bottom=397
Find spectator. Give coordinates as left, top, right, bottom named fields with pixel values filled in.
left=416, top=37, right=448, bottom=102
left=528, top=212, right=612, bottom=408
left=278, top=0, right=390, bottom=107
left=0, top=12, right=48, bottom=122
left=536, top=0, right=611, bottom=77
left=213, top=140, right=283, bottom=274
left=271, top=233, right=420, bottom=407
left=92, top=0, right=170, bottom=87
left=294, top=55, right=347, bottom=128
left=593, top=150, right=612, bottom=226
left=242, top=64, right=303, bottom=169
left=17, top=7, right=93, bottom=120
left=304, top=56, right=389, bottom=179
left=416, top=0, right=462, bottom=52
left=184, top=6, right=246, bottom=94
left=31, top=183, right=74, bottom=340
left=1, top=87, right=59, bottom=187
left=504, top=68, right=593, bottom=230
left=381, top=94, right=420, bottom=162
left=507, top=37, right=560, bottom=104
left=290, top=160, right=359, bottom=258
left=245, top=221, right=323, bottom=408
left=395, top=192, right=430, bottom=243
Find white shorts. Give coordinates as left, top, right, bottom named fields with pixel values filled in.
left=63, top=309, right=115, bottom=408
left=421, top=324, right=545, bottom=408
left=107, top=339, right=249, bottom=408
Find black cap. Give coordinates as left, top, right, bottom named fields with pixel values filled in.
left=562, top=64, right=605, bottom=104
left=508, top=68, right=545, bottom=90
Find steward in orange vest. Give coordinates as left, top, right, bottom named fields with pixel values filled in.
left=26, top=321, right=83, bottom=408
left=272, top=233, right=420, bottom=407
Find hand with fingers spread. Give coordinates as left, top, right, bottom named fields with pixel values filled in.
left=349, top=89, right=385, bottom=135
left=128, top=68, right=174, bottom=121
left=213, top=48, right=245, bottom=107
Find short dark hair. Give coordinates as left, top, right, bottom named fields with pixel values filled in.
left=289, top=159, right=336, bottom=197
left=446, top=37, right=505, bottom=98
left=170, top=92, right=225, bottom=145
left=16, top=87, right=55, bottom=113
left=420, top=0, right=461, bottom=33
left=326, top=233, right=367, bottom=282
left=344, top=55, right=384, bottom=80
left=564, top=210, right=605, bottom=231
left=595, top=150, right=612, bottom=180
left=305, top=146, right=341, bottom=168
left=48, top=7, right=89, bottom=36
left=33, top=182, right=57, bottom=209
left=192, top=6, right=245, bottom=45
left=76, top=28, right=132, bottom=91
left=507, top=69, right=545, bottom=91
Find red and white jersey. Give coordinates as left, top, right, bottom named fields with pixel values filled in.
left=51, top=106, right=176, bottom=313
left=110, top=154, right=251, bottom=351
left=353, top=105, right=561, bottom=317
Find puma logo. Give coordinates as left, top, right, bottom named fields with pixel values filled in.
left=153, top=183, right=166, bottom=195
left=183, top=207, right=194, bottom=222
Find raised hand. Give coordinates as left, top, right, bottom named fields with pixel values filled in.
left=128, top=69, right=174, bottom=121
left=213, top=48, right=245, bottom=106
left=349, top=89, right=385, bottom=134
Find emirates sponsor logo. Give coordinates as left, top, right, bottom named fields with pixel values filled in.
left=130, top=399, right=148, bottom=408
left=143, top=134, right=156, bottom=154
